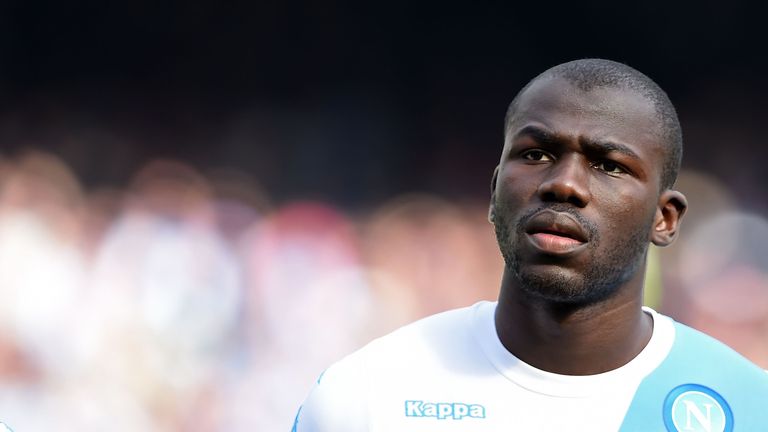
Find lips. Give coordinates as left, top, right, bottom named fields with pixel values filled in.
left=524, top=210, right=589, bottom=255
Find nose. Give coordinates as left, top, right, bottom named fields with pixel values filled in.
left=536, top=154, right=591, bottom=207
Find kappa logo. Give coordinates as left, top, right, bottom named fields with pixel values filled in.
left=405, top=400, right=486, bottom=420
left=663, top=384, right=733, bottom=432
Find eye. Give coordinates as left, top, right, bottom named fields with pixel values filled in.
left=593, top=160, right=626, bottom=174
left=522, top=150, right=553, bottom=162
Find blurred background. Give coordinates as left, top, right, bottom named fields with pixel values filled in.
left=0, top=1, right=767, bottom=430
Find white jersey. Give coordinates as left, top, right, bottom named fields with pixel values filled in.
left=294, top=301, right=768, bottom=431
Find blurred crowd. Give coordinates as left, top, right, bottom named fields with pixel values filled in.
left=0, top=150, right=766, bottom=431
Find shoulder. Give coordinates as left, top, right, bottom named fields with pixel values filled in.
left=667, top=318, right=768, bottom=382
left=619, top=312, right=768, bottom=430
left=653, top=314, right=768, bottom=405
left=292, top=349, right=369, bottom=431
left=370, top=302, right=480, bottom=356
left=292, top=302, right=485, bottom=431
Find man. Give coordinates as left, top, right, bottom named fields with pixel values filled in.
left=292, top=59, right=768, bottom=431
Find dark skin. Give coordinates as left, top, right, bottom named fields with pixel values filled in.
left=489, top=76, right=687, bottom=375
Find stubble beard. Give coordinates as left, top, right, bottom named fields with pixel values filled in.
left=493, top=201, right=650, bottom=305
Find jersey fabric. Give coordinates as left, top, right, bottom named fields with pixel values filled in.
left=293, top=301, right=768, bottom=431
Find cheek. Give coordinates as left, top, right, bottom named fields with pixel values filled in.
left=496, top=167, right=539, bottom=206
left=596, top=184, right=657, bottom=231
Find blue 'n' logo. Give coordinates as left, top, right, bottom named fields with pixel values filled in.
left=663, top=384, right=733, bottom=432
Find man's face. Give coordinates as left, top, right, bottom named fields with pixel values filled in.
left=492, top=77, right=667, bottom=304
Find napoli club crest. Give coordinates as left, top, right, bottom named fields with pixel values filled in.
left=663, top=384, right=733, bottom=432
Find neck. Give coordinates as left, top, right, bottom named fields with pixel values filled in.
left=494, top=269, right=653, bottom=375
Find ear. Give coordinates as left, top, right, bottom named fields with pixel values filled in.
left=650, top=190, right=688, bottom=247
left=488, top=165, right=500, bottom=224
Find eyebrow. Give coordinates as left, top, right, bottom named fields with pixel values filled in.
left=513, top=125, right=641, bottom=161
left=581, top=138, right=641, bottom=161
left=514, top=125, right=558, bottom=146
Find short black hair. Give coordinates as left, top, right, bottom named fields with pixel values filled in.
left=504, top=59, right=682, bottom=190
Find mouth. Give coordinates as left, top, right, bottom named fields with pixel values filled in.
left=524, top=210, right=589, bottom=255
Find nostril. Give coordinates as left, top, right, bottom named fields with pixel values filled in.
left=541, top=191, right=558, bottom=202
left=567, top=195, right=586, bottom=207
left=538, top=184, right=588, bottom=208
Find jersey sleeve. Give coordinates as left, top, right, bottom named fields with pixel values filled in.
left=291, top=351, right=370, bottom=431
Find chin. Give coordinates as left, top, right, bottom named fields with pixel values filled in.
left=515, top=266, right=616, bottom=305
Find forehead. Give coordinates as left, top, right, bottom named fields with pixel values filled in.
left=507, top=77, right=665, bottom=161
